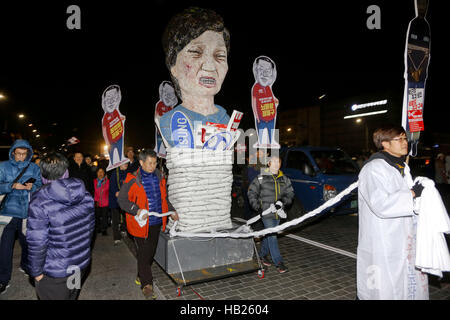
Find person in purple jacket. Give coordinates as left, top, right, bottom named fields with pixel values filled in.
left=26, top=152, right=95, bottom=300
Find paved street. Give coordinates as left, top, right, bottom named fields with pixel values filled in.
left=1, top=209, right=449, bottom=300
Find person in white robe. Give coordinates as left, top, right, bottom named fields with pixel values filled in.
left=357, top=125, right=429, bottom=300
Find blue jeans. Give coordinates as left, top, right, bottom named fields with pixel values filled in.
left=109, top=136, right=124, bottom=163
left=0, top=217, right=28, bottom=285
left=259, top=217, right=283, bottom=266
left=257, top=119, right=275, bottom=144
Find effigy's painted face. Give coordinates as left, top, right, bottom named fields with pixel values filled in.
left=171, top=30, right=228, bottom=100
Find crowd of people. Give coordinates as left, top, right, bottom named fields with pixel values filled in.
left=0, top=125, right=449, bottom=300
left=0, top=140, right=176, bottom=300
left=0, top=135, right=296, bottom=300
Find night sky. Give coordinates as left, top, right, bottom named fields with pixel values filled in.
left=0, top=0, right=447, bottom=156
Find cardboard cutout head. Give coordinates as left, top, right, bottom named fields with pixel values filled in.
left=159, top=81, right=178, bottom=108
left=102, top=85, right=122, bottom=113
left=253, top=56, right=277, bottom=87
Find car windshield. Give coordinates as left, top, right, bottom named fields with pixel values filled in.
left=311, top=150, right=358, bottom=175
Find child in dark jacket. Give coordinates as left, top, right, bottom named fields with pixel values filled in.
left=247, top=155, right=294, bottom=274
left=27, top=153, right=95, bottom=300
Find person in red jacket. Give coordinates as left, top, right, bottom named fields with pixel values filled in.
left=118, top=149, right=178, bottom=299
left=94, top=167, right=109, bottom=236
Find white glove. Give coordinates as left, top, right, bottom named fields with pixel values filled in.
left=134, top=209, right=149, bottom=228
left=277, top=209, right=287, bottom=219
left=275, top=201, right=284, bottom=210
left=275, top=201, right=287, bottom=219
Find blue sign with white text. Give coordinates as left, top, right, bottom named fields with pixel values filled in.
left=171, top=111, right=194, bottom=149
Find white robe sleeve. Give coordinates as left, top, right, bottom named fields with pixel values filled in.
left=359, top=160, right=414, bottom=219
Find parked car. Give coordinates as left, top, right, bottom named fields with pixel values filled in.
left=280, top=146, right=359, bottom=218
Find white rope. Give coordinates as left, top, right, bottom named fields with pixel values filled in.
left=168, top=181, right=359, bottom=239
left=166, top=148, right=234, bottom=232
left=244, top=202, right=286, bottom=226
left=171, top=240, right=187, bottom=286
left=149, top=211, right=175, bottom=218
left=134, top=210, right=176, bottom=228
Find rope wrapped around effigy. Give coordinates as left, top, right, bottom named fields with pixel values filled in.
left=165, top=147, right=234, bottom=233
left=159, top=143, right=359, bottom=238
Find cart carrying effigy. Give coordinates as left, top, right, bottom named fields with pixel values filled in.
left=153, top=147, right=264, bottom=297
left=154, top=222, right=263, bottom=297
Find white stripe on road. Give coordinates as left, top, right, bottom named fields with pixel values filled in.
left=233, top=217, right=357, bottom=260
left=285, top=233, right=357, bottom=259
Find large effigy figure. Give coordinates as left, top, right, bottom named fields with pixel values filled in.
left=159, top=7, right=231, bottom=146
left=158, top=7, right=236, bottom=232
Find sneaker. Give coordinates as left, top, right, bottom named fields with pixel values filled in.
left=276, top=262, right=289, bottom=274
left=142, top=284, right=157, bottom=300
left=261, top=256, right=272, bottom=267
left=135, top=277, right=141, bottom=286
left=114, top=240, right=122, bottom=246
left=0, top=283, right=10, bottom=295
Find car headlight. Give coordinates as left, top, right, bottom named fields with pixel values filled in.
left=323, top=184, right=337, bottom=201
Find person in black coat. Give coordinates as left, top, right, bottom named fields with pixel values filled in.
left=125, top=147, right=139, bottom=173
left=109, top=162, right=129, bottom=244
left=68, top=152, right=94, bottom=196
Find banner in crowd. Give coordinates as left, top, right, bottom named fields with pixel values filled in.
left=67, top=136, right=80, bottom=146
left=251, top=55, right=280, bottom=149
left=401, top=0, right=430, bottom=156
left=101, top=84, right=130, bottom=171
left=154, top=81, right=178, bottom=158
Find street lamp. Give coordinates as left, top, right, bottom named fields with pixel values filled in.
left=102, top=144, right=109, bottom=158
left=0, top=94, right=5, bottom=99
left=18, top=114, right=25, bottom=119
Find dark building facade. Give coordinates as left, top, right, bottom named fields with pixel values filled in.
left=278, top=91, right=402, bottom=157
